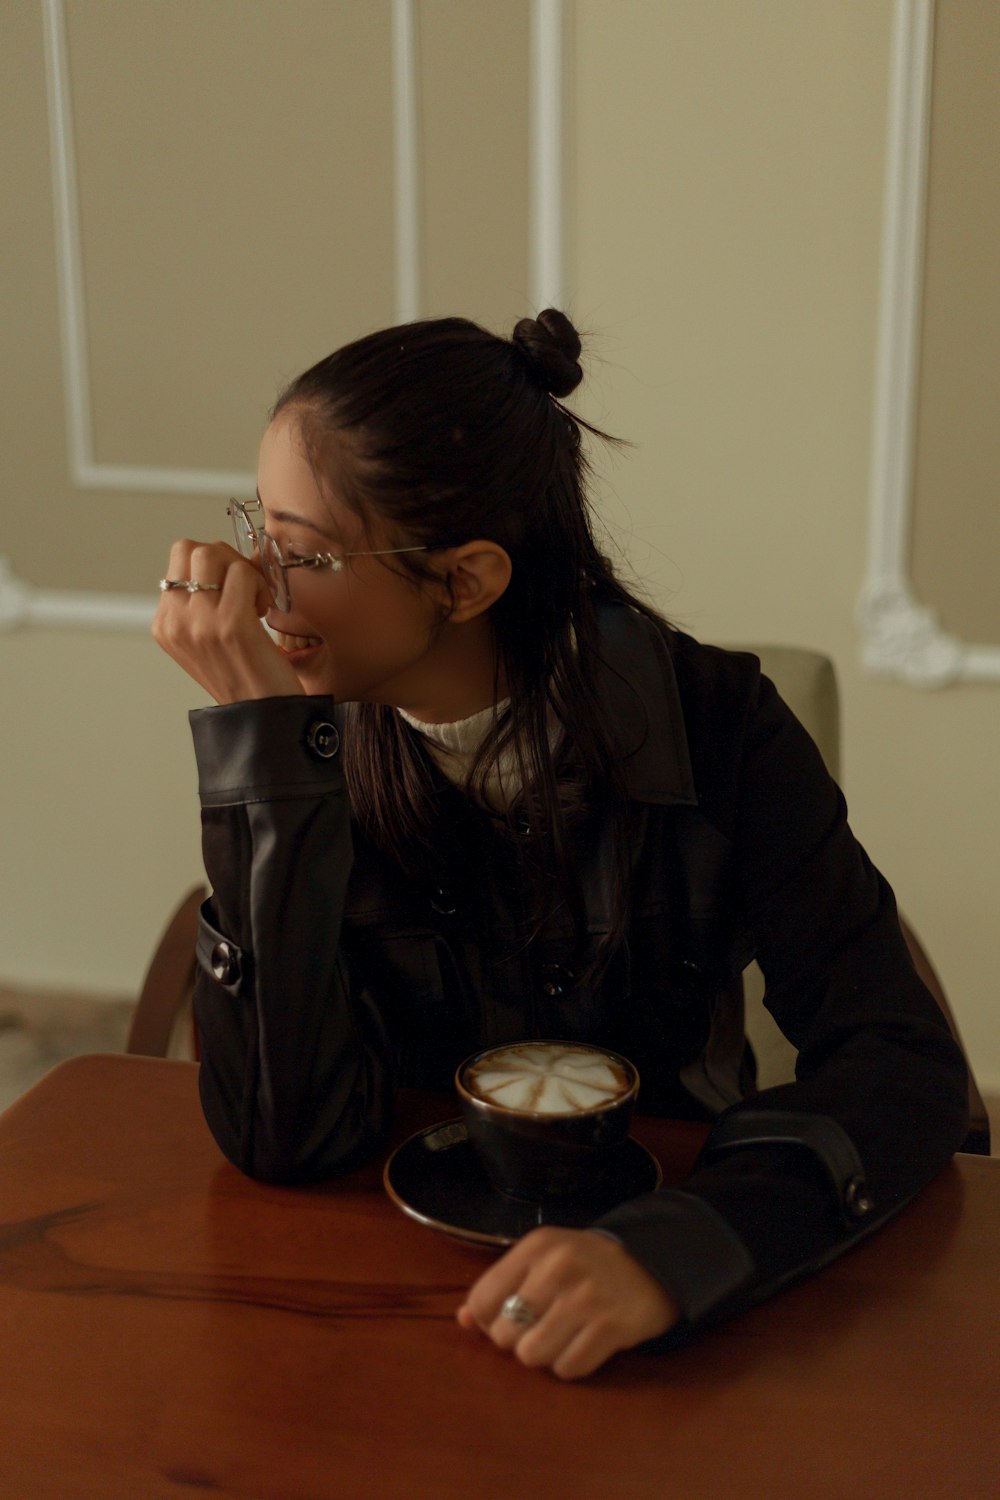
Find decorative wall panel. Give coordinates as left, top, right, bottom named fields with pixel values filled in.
left=859, top=0, right=1000, bottom=685
left=1, top=0, right=562, bottom=628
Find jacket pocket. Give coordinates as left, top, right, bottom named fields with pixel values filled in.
left=195, top=900, right=249, bottom=999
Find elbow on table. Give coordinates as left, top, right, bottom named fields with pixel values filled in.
left=216, top=1105, right=385, bottom=1186
left=197, top=1050, right=392, bottom=1183
left=206, top=1124, right=377, bottom=1186
left=906, top=1023, right=973, bottom=1166
left=259, top=1123, right=390, bottom=1184
left=196, top=1082, right=359, bottom=1187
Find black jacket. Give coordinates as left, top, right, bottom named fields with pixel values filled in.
left=189, top=605, right=969, bottom=1340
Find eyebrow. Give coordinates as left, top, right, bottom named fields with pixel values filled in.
left=256, top=488, right=343, bottom=545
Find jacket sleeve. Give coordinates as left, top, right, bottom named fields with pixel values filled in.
left=189, top=695, right=396, bottom=1183
left=594, top=664, right=970, bottom=1341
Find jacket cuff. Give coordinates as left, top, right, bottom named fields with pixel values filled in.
left=698, top=1108, right=875, bottom=1228
left=593, top=1188, right=755, bottom=1325
left=190, top=696, right=344, bottom=806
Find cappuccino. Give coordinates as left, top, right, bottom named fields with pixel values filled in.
left=462, top=1042, right=632, bottom=1116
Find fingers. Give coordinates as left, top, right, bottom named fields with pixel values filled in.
left=161, top=540, right=241, bottom=591
left=184, top=541, right=226, bottom=590
left=457, top=1227, right=680, bottom=1381
left=217, top=546, right=272, bottom=619
left=158, top=541, right=270, bottom=621
left=162, top=537, right=195, bottom=588
left=460, top=1227, right=562, bottom=1330
left=493, top=1284, right=590, bottom=1365
left=153, top=539, right=300, bottom=704
left=460, top=1229, right=604, bottom=1375
left=480, top=1235, right=585, bottom=1354
left=549, top=1319, right=627, bottom=1382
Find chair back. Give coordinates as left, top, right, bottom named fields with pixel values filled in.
left=126, top=885, right=205, bottom=1060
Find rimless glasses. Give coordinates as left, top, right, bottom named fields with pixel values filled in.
left=227, top=497, right=440, bottom=613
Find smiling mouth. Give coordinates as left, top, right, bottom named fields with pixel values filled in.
left=273, top=630, right=322, bottom=654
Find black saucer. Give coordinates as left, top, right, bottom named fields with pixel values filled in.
left=383, top=1117, right=662, bottom=1248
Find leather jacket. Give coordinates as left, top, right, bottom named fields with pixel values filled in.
left=189, top=604, right=969, bottom=1340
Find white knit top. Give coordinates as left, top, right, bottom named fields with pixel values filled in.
left=397, top=699, right=562, bottom=813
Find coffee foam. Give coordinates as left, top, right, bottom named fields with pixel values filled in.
left=464, top=1043, right=630, bottom=1115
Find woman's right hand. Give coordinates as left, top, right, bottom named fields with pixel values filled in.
left=153, top=540, right=305, bottom=705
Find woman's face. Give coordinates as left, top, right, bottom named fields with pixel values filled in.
left=255, top=412, right=448, bottom=707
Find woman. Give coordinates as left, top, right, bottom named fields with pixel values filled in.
left=154, top=310, right=968, bottom=1380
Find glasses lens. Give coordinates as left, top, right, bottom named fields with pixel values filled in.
left=228, top=502, right=288, bottom=610
left=259, top=532, right=290, bottom=612
left=229, top=501, right=257, bottom=560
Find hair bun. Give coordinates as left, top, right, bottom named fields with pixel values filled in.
left=512, top=309, right=583, bottom=398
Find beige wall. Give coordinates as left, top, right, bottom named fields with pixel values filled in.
left=2, top=1, right=998, bottom=1090
left=571, top=0, right=1000, bottom=1090
left=2, top=0, right=531, bottom=597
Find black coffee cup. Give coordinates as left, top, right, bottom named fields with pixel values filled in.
left=455, top=1040, right=640, bottom=1202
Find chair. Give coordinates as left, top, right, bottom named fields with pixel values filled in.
left=731, top=644, right=990, bottom=1155
left=125, top=885, right=205, bottom=1061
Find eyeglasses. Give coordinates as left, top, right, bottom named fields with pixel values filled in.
left=227, top=497, right=437, bottom=613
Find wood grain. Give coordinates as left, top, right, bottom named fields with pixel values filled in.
left=0, top=1055, right=996, bottom=1499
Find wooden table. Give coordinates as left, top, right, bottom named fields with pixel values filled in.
left=0, top=1056, right=996, bottom=1499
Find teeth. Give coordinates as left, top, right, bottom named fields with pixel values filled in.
left=275, top=631, right=321, bottom=652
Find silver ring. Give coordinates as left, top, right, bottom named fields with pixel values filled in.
left=159, top=578, right=224, bottom=593
left=500, top=1294, right=538, bottom=1328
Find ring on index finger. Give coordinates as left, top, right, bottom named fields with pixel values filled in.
left=159, top=578, right=224, bottom=593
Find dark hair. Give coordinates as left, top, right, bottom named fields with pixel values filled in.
left=273, top=310, right=668, bottom=990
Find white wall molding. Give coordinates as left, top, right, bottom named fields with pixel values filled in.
left=17, top=0, right=563, bottom=634
left=0, top=557, right=154, bottom=632
left=42, top=0, right=424, bottom=503
left=392, top=0, right=420, bottom=324
left=42, top=0, right=256, bottom=499
left=859, top=0, right=1000, bottom=686
left=530, top=0, right=564, bottom=311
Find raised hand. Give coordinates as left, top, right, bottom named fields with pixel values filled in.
left=153, top=540, right=304, bottom=705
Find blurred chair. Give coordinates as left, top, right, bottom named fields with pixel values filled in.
left=732, top=644, right=989, bottom=1154
left=125, top=885, right=205, bottom=1061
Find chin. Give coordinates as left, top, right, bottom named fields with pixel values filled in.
left=291, top=660, right=336, bottom=696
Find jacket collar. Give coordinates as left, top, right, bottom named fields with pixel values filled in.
left=594, top=605, right=698, bottom=806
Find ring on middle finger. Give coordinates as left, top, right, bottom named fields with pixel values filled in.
left=500, top=1294, right=538, bottom=1329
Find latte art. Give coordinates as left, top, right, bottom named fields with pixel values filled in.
left=464, top=1043, right=631, bottom=1115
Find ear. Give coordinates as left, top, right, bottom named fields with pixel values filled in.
left=439, top=541, right=512, bottom=624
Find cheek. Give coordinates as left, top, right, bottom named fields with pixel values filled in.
left=326, top=577, right=437, bottom=658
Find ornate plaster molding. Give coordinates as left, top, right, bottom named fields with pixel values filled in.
left=860, top=0, right=1000, bottom=686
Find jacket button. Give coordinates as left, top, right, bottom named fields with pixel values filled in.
left=306, top=721, right=340, bottom=759
left=429, top=886, right=457, bottom=916
left=540, top=963, right=575, bottom=998
left=210, top=940, right=240, bottom=985
left=845, top=1175, right=873, bottom=1219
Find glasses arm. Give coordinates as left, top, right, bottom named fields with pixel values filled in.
left=282, top=544, right=436, bottom=574
left=228, top=498, right=448, bottom=574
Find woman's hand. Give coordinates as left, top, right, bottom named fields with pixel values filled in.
left=457, top=1226, right=680, bottom=1380
left=153, top=540, right=304, bottom=705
